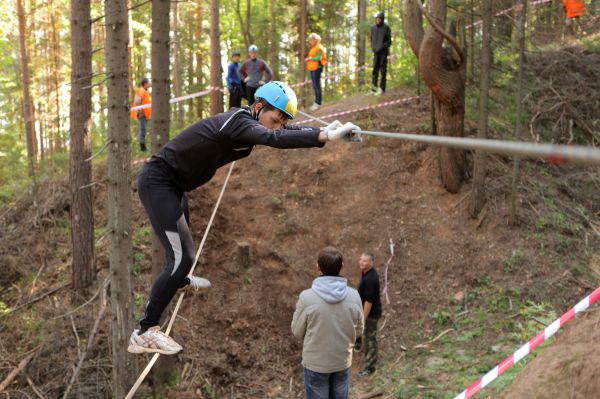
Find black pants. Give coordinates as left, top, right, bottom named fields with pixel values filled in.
left=246, top=86, right=258, bottom=105
left=372, top=51, right=388, bottom=92
left=137, top=161, right=194, bottom=332
left=229, top=85, right=243, bottom=109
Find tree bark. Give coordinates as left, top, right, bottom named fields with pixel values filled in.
left=210, top=0, right=224, bottom=115
left=269, top=0, right=279, bottom=80
left=172, top=0, right=184, bottom=128
left=357, top=0, right=367, bottom=85
left=509, top=0, right=527, bottom=226
left=299, top=0, right=307, bottom=108
left=70, top=0, right=96, bottom=297
left=404, top=0, right=466, bottom=193
left=17, top=0, right=37, bottom=179
left=471, top=0, right=492, bottom=216
left=104, top=1, right=136, bottom=396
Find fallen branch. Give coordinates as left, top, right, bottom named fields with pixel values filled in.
left=26, top=375, right=46, bottom=399
left=53, top=276, right=109, bottom=320
left=358, top=390, right=384, bottom=399
left=0, top=353, right=35, bottom=392
left=1, top=283, right=70, bottom=318
left=62, top=281, right=109, bottom=399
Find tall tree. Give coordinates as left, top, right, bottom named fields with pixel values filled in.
left=195, top=0, right=205, bottom=118
left=509, top=0, right=527, bottom=226
left=471, top=0, right=492, bottom=216
left=210, top=0, right=224, bottom=114
left=70, top=0, right=96, bottom=297
left=357, top=0, right=367, bottom=85
left=172, top=0, right=184, bottom=128
left=104, top=0, right=136, bottom=396
left=299, top=0, right=307, bottom=108
left=404, top=0, right=467, bottom=193
left=48, top=0, right=63, bottom=152
left=269, top=0, right=279, bottom=80
left=17, top=0, right=37, bottom=179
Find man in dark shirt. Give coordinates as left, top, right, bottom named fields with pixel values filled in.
left=357, top=251, right=382, bottom=376
left=127, top=81, right=362, bottom=356
left=227, top=50, right=243, bottom=109
left=370, top=12, right=392, bottom=95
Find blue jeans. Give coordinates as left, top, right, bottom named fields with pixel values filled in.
left=310, top=68, right=322, bottom=105
left=304, top=368, right=350, bottom=399
left=138, top=115, right=148, bottom=145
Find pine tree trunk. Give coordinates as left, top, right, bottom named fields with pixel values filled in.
left=269, top=0, right=279, bottom=80
left=152, top=0, right=171, bottom=152
left=299, top=0, right=307, bottom=108
left=195, top=0, right=205, bottom=118
left=357, top=0, right=367, bottom=85
left=471, top=0, right=492, bottom=216
left=49, top=0, right=63, bottom=152
left=70, top=0, right=96, bottom=297
left=104, top=1, right=136, bottom=396
left=17, top=0, right=36, bottom=179
left=509, top=0, right=527, bottom=226
left=128, top=0, right=135, bottom=97
left=172, top=0, right=184, bottom=128
left=210, top=0, right=223, bottom=115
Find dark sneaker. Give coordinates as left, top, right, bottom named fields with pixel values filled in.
left=140, top=143, right=147, bottom=152
left=358, top=369, right=374, bottom=377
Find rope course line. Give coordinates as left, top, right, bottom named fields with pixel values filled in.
left=454, top=286, right=600, bottom=399
left=297, top=108, right=600, bottom=166
left=125, top=162, right=236, bottom=399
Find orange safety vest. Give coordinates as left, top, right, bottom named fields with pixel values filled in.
left=131, top=87, right=152, bottom=120
left=563, top=0, right=585, bottom=18
left=307, top=44, right=327, bottom=72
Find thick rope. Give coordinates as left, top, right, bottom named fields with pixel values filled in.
left=125, top=162, right=236, bottom=399
left=297, top=109, right=600, bottom=166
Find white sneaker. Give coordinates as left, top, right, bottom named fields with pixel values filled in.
left=375, top=87, right=383, bottom=96
left=309, top=103, right=320, bottom=111
left=187, top=275, right=211, bottom=290
left=127, top=326, right=183, bottom=355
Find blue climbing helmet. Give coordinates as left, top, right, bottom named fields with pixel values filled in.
left=255, top=81, right=298, bottom=120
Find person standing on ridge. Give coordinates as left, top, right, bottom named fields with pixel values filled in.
left=562, top=0, right=586, bottom=35
left=126, top=81, right=363, bottom=355
left=238, top=44, right=273, bottom=105
left=356, top=251, right=382, bottom=377
left=370, top=11, right=392, bottom=96
left=131, top=78, right=152, bottom=152
left=227, top=50, right=244, bottom=109
left=305, top=33, right=328, bottom=111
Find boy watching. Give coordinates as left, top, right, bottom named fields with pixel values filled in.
left=292, top=247, right=364, bottom=399
left=357, top=251, right=381, bottom=377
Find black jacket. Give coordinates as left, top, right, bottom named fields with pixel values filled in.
left=371, top=23, right=392, bottom=54
left=358, top=268, right=382, bottom=319
left=152, top=107, right=323, bottom=191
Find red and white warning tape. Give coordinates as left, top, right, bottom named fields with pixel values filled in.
left=295, top=95, right=420, bottom=125
left=454, top=286, right=600, bottom=399
left=131, top=86, right=223, bottom=111
left=289, top=65, right=367, bottom=88
left=467, top=0, right=552, bottom=29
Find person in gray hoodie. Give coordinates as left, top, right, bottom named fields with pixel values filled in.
left=238, top=44, right=273, bottom=105
left=292, top=247, right=364, bottom=399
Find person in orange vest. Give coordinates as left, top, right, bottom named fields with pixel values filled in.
left=131, top=78, right=152, bottom=152
left=305, top=33, right=328, bottom=111
left=563, top=0, right=586, bottom=35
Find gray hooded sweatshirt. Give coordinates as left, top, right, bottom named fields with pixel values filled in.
left=291, top=276, right=364, bottom=373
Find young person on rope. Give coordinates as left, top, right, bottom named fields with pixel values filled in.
left=128, top=81, right=362, bottom=355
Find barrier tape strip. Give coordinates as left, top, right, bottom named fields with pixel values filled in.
left=454, top=286, right=600, bottom=399
left=295, top=95, right=421, bottom=125
left=467, top=0, right=552, bottom=28
left=125, top=162, right=236, bottom=399
left=382, top=239, right=395, bottom=305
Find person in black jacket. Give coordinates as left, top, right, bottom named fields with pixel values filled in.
left=357, top=251, right=382, bottom=376
left=370, top=11, right=392, bottom=95
left=127, top=81, right=362, bottom=355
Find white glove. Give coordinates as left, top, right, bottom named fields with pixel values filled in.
left=324, top=120, right=343, bottom=133
left=327, top=122, right=362, bottom=142
left=244, top=76, right=250, bottom=83
left=258, top=80, right=265, bottom=85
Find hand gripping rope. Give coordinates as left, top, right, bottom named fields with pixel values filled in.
left=125, top=162, right=236, bottom=399
left=296, top=109, right=600, bottom=166
left=454, top=286, right=600, bottom=399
